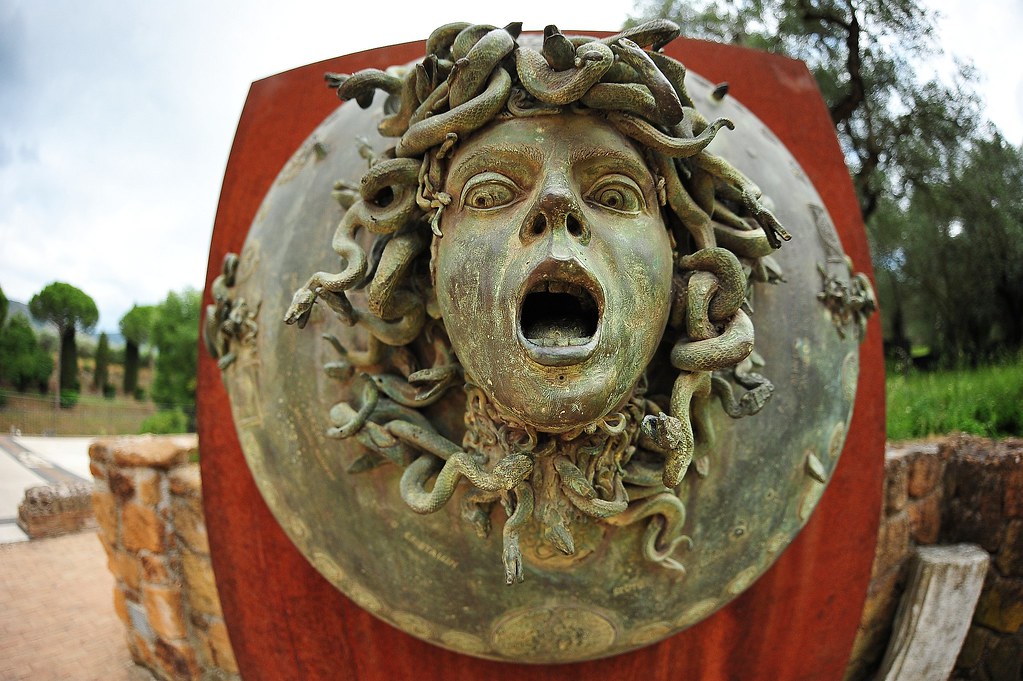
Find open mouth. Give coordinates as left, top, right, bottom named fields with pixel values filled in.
left=517, top=260, right=603, bottom=367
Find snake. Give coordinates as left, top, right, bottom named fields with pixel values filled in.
left=397, top=67, right=511, bottom=157
left=541, top=25, right=575, bottom=70
left=580, top=83, right=659, bottom=121
left=398, top=447, right=533, bottom=514
left=515, top=41, right=614, bottom=105
left=503, top=483, right=534, bottom=584
left=653, top=153, right=715, bottom=250
left=598, top=19, right=681, bottom=51
left=671, top=308, right=754, bottom=372
left=678, top=247, right=747, bottom=321
left=448, top=27, right=516, bottom=108
left=691, top=151, right=792, bottom=248
left=555, top=456, right=629, bottom=517
left=367, top=226, right=428, bottom=318
left=608, top=111, right=734, bottom=158
left=611, top=38, right=684, bottom=126
left=334, top=69, right=401, bottom=108
left=426, top=22, right=471, bottom=59
left=605, top=491, right=689, bottom=572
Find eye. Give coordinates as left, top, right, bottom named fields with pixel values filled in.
left=461, top=172, right=520, bottom=210
left=587, top=174, right=644, bottom=213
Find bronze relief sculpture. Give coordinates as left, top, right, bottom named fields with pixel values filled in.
left=208, top=20, right=874, bottom=663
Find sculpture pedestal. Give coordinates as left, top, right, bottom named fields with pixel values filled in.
left=198, top=35, right=884, bottom=680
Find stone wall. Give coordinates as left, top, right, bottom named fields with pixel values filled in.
left=17, top=481, right=96, bottom=539
left=90, top=435, right=239, bottom=681
left=846, top=435, right=1023, bottom=681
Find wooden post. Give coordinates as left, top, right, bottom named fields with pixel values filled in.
left=878, top=544, right=990, bottom=681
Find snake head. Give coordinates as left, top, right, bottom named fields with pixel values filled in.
left=283, top=288, right=316, bottom=328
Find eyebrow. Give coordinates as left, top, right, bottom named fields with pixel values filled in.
left=568, top=146, right=653, bottom=179
left=450, top=144, right=546, bottom=180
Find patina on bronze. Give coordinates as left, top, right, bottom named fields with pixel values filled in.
left=210, top=20, right=875, bottom=663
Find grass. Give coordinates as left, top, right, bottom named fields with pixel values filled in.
left=886, top=355, right=1023, bottom=440
left=0, top=390, right=158, bottom=436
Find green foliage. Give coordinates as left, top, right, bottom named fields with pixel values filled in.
left=59, top=389, right=79, bottom=409
left=29, top=282, right=98, bottom=394
left=628, top=1, right=1023, bottom=361
left=120, top=304, right=155, bottom=395
left=0, top=315, right=54, bottom=392
left=150, top=289, right=200, bottom=416
left=93, top=332, right=110, bottom=390
left=887, top=356, right=1023, bottom=440
left=139, top=407, right=189, bottom=434
left=0, top=285, right=8, bottom=328
left=103, top=382, right=117, bottom=399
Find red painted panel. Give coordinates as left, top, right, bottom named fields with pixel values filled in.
left=199, top=36, right=883, bottom=681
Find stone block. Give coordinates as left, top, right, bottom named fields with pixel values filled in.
left=873, top=511, right=910, bottom=578
left=107, top=468, right=137, bottom=500
left=112, top=434, right=197, bottom=469
left=994, top=520, right=1023, bottom=577
left=143, top=584, right=187, bottom=640
left=155, top=637, right=199, bottom=681
left=907, top=450, right=944, bottom=499
left=954, top=624, right=994, bottom=671
left=135, top=468, right=162, bottom=506
left=173, top=496, right=209, bottom=555
left=207, top=618, right=239, bottom=674
left=907, top=494, right=941, bottom=545
left=884, top=453, right=909, bottom=515
left=975, top=574, right=1023, bottom=633
left=122, top=501, right=165, bottom=553
left=182, top=549, right=222, bottom=617
left=129, top=630, right=156, bottom=670
left=862, top=565, right=903, bottom=632
left=89, top=439, right=114, bottom=463
left=113, top=586, right=130, bottom=625
left=945, top=497, right=1003, bottom=554
left=985, top=633, right=1023, bottom=681
left=140, top=551, right=174, bottom=585
left=1006, top=456, right=1023, bottom=519
left=169, top=463, right=202, bottom=498
left=92, top=487, right=119, bottom=543
left=113, top=550, right=142, bottom=592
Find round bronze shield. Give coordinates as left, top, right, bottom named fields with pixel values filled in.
left=214, top=68, right=866, bottom=663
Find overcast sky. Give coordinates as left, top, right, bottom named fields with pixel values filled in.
left=1, top=0, right=1020, bottom=334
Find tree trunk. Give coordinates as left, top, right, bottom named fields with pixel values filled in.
left=59, top=327, right=78, bottom=393
left=124, top=340, right=140, bottom=395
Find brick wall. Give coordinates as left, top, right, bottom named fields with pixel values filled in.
left=90, top=435, right=238, bottom=681
left=846, top=436, right=1023, bottom=681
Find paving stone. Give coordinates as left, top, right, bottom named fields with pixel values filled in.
left=0, top=531, right=143, bottom=679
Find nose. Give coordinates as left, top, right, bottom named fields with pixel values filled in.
left=519, top=178, right=591, bottom=251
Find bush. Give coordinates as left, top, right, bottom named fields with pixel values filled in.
left=134, top=386, right=147, bottom=401
left=139, top=408, right=188, bottom=434
left=103, top=382, right=117, bottom=399
left=59, top=390, right=79, bottom=409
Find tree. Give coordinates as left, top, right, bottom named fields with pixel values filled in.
left=0, top=315, right=54, bottom=392
left=150, top=289, right=200, bottom=428
left=29, top=282, right=98, bottom=396
left=627, top=0, right=979, bottom=221
left=0, top=285, right=8, bottom=328
left=120, top=304, right=155, bottom=396
left=93, top=331, right=111, bottom=393
left=626, top=1, right=1020, bottom=362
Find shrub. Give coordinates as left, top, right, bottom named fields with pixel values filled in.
left=140, top=408, right=188, bottom=434
left=59, top=390, right=79, bottom=409
left=103, top=382, right=117, bottom=399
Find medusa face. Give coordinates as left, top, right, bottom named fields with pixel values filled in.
left=435, top=113, right=674, bottom=431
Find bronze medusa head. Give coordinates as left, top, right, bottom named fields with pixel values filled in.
left=283, top=19, right=791, bottom=583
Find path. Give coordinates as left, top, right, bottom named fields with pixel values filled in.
left=0, top=531, right=150, bottom=680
